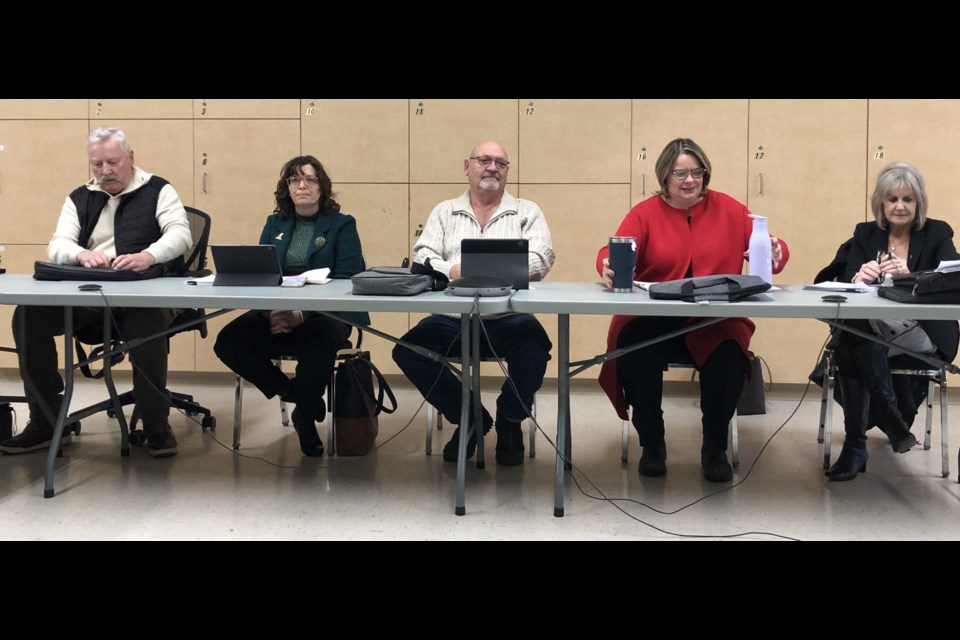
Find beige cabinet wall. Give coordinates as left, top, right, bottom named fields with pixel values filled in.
left=410, top=100, right=518, bottom=184
left=746, top=100, right=868, bottom=384
left=867, top=100, right=960, bottom=386
left=193, top=117, right=300, bottom=372
left=0, top=99, right=954, bottom=388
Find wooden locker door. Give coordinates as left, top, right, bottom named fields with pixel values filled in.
left=632, top=99, right=749, bottom=205
left=409, top=99, right=518, bottom=184
left=0, top=100, right=87, bottom=119
left=193, top=118, right=301, bottom=372
left=300, top=99, right=408, bottom=183
left=194, top=100, right=301, bottom=119
left=519, top=99, right=631, bottom=184
left=89, top=99, right=193, bottom=121
left=0, top=120, right=91, bottom=245
left=747, top=99, right=868, bottom=384
left=0, top=120, right=90, bottom=369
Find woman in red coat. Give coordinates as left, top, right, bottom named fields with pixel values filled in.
left=596, top=138, right=789, bottom=482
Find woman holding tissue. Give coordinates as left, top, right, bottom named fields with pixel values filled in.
left=595, top=138, right=789, bottom=482
left=826, top=162, right=959, bottom=481
left=214, top=155, right=368, bottom=457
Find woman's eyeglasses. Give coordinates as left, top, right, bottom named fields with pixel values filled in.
left=287, top=175, right=320, bottom=187
left=670, top=168, right=707, bottom=180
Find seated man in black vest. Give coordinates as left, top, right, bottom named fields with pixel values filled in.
left=0, top=127, right=193, bottom=457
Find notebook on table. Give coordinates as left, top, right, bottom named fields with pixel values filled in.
left=460, top=238, right=530, bottom=290
left=210, top=245, right=283, bottom=286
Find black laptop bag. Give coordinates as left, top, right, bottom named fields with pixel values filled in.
left=648, top=274, right=770, bottom=302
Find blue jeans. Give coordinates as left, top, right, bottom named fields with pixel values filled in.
left=392, top=313, right=552, bottom=424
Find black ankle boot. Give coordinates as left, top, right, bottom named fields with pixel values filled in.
left=701, top=445, right=732, bottom=482
left=825, top=444, right=868, bottom=481
left=638, top=441, right=667, bottom=477
left=291, top=407, right=324, bottom=457
left=494, top=416, right=525, bottom=466
left=442, top=407, right=492, bottom=462
left=849, top=344, right=917, bottom=453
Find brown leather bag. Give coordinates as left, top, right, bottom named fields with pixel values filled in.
left=334, top=351, right=397, bottom=455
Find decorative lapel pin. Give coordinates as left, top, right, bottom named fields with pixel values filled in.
left=315, top=236, right=326, bottom=248
left=276, top=232, right=284, bottom=241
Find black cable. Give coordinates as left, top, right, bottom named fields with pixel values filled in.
left=472, top=300, right=847, bottom=541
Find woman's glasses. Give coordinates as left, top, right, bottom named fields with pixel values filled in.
left=670, top=168, right=707, bottom=180
left=287, top=175, right=320, bottom=187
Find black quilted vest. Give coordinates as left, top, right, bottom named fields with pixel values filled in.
left=70, top=175, right=185, bottom=273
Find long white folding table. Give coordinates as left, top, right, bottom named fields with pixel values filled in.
left=509, top=282, right=960, bottom=517
left=0, top=275, right=508, bottom=514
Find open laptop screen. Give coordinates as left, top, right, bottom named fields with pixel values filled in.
left=460, top=238, right=529, bottom=290
left=210, top=245, right=283, bottom=286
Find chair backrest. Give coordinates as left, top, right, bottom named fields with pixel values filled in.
left=183, top=206, right=212, bottom=277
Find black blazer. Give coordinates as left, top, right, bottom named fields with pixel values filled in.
left=844, top=218, right=960, bottom=360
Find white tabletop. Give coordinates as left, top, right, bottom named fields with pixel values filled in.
left=0, top=274, right=512, bottom=315
left=512, top=282, right=960, bottom=321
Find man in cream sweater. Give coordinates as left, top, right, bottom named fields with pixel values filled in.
left=392, top=141, right=555, bottom=467
left=0, top=127, right=192, bottom=458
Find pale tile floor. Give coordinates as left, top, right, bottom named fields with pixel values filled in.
left=1, top=370, right=959, bottom=541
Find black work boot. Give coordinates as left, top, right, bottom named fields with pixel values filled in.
left=638, top=443, right=667, bottom=477
left=633, top=406, right=667, bottom=477
left=825, top=375, right=870, bottom=481
left=850, top=344, right=917, bottom=453
left=442, top=407, right=493, bottom=462
left=494, top=415, right=525, bottom=466
left=700, top=444, right=733, bottom=482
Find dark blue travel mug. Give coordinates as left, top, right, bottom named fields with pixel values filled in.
left=609, top=236, right=637, bottom=292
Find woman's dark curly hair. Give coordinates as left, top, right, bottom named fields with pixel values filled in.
left=273, top=155, right=340, bottom=217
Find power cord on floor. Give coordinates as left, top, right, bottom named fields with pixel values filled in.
left=472, top=302, right=846, bottom=540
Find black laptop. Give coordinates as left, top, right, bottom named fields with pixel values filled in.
left=210, top=245, right=283, bottom=286
left=460, top=238, right=530, bottom=290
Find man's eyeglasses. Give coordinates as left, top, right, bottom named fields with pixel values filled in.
left=470, top=156, right=510, bottom=170
left=670, top=168, right=707, bottom=180
left=287, top=175, right=320, bottom=187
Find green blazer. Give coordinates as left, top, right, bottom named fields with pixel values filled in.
left=259, top=210, right=369, bottom=327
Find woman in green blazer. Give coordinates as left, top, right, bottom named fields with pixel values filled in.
left=215, top=156, right=368, bottom=456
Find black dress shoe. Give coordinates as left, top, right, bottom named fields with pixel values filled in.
left=824, top=445, right=868, bottom=481
left=291, top=407, right=324, bottom=457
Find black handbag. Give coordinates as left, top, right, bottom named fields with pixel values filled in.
left=333, top=351, right=397, bottom=456
left=737, top=352, right=768, bottom=415
left=878, top=269, right=960, bottom=304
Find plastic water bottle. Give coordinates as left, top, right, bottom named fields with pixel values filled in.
left=748, top=214, right=772, bottom=285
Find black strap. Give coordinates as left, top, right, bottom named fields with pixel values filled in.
left=74, top=339, right=125, bottom=379
left=347, top=355, right=397, bottom=415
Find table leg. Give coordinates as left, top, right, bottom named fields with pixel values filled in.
left=43, top=308, right=74, bottom=498
left=554, top=314, right=570, bottom=517
left=455, top=313, right=470, bottom=516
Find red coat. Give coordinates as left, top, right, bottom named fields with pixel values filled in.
left=595, top=190, right=790, bottom=419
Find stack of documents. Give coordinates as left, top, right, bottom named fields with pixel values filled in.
left=935, top=260, right=960, bottom=273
